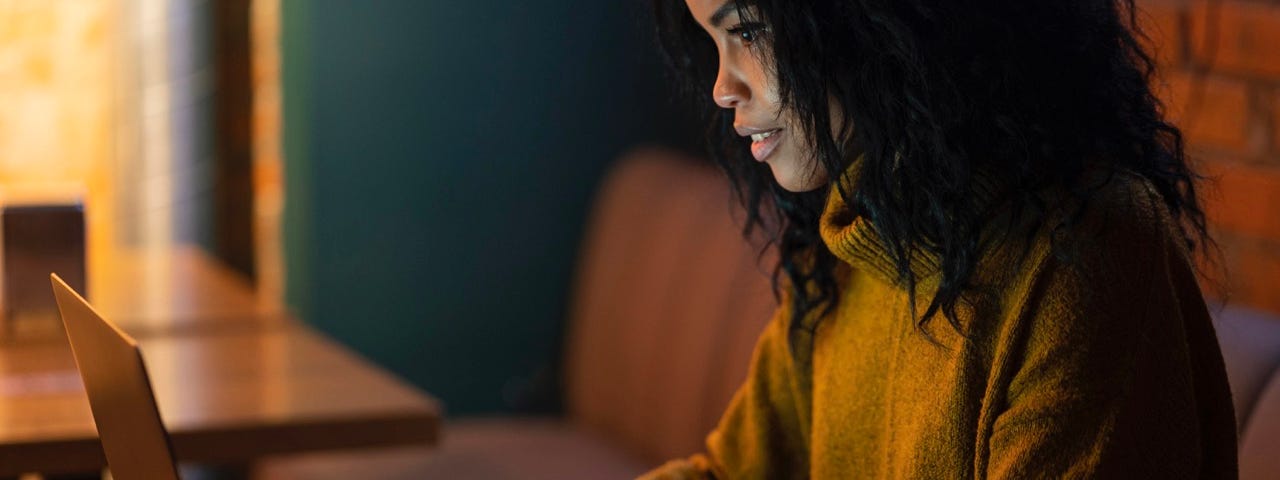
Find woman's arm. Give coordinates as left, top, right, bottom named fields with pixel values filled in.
left=640, top=304, right=812, bottom=480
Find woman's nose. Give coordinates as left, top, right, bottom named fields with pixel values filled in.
left=713, top=64, right=749, bottom=110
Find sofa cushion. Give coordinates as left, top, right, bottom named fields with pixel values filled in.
left=1213, top=306, right=1280, bottom=431
left=1214, top=306, right=1280, bottom=480
left=1240, top=370, right=1280, bottom=480
left=256, top=418, right=647, bottom=480
left=563, top=150, right=776, bottom=464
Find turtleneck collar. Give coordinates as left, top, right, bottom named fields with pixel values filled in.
left=818, top=157, right=1009, bottom=287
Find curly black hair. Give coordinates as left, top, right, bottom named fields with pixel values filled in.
left=653, top=0, right=1215, bottom=338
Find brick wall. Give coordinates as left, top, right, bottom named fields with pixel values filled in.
left=1141, top=0, right=1280, bottom=314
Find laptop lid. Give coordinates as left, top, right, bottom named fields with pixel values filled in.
left=51, top=273, right=181, bottom=480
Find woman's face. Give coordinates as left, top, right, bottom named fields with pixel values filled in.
left=686, top=0, right=829, bottom=192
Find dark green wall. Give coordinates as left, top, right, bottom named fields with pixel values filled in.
left=281, top=1, right=697, bottom=414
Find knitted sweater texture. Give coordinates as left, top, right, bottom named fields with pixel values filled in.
left=641, top=167, right=1238, bottom=479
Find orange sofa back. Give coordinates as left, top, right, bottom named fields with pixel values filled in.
left=563, top=149, right=776, bottom=464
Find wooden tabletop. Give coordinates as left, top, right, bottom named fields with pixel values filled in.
left=0, top=323, right=441, bottom=476
left=87, top=246, right=287, bottom=335
left=1, top=246, right=287, bottom=343
left=0, top=246, right=441, bottom=476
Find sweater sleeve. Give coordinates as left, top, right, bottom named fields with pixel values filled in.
left=639, top=303, right=811, bottom=480
left=985, top=184, right=1237, bottom=478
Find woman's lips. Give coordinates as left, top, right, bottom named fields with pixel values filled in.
left=750, top=129, right=784, bottom=162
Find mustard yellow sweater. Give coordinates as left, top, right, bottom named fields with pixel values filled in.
left=641, top=167, right=1238, bottom=479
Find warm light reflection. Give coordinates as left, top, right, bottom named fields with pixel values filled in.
left=0, top=0, right=285, bottom=320
left=0, top=0, right=117, bottom=272
left=135, top=0, right=174, bottom=253
left=0, top=0, right=180, bottom=294
left=252, top=0, right=285, bottom=306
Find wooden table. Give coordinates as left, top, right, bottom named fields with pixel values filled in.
left=87, top=246, right=288, bottom=335
left=1, top=246, right=287, bottom=343
left=0, top=248, right=441, bottom=476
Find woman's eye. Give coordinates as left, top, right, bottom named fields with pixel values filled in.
left=726, top=23, right=764, bottom=46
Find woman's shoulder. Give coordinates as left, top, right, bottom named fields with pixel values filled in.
left=1009, top=167, right=1183, bottom=260
left=1071, top=166, right=1180, bottom=237
left=975, top=166, right=1197, bottom=311
left=1050, top=167, right=1187, bottom=266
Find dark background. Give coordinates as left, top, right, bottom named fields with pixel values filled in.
left=280, top=0, right=700, bottom=415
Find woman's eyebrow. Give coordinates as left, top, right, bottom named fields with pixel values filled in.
left=709, top=1, right=738, bottom=27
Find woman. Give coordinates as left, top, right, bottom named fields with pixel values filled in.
left=642, top=0, right=1238, bottom=478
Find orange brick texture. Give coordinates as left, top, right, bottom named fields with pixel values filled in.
left=1141, top=0, right=1280, bottom=314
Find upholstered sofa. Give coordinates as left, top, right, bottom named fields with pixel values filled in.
left=261, top=149, right=1280, bottom=479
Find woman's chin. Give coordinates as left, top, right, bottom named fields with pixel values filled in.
left=770, top=163, right=828, bottom=193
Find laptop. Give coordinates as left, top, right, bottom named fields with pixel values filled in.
left=51, top=273, right=181, bottom=480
